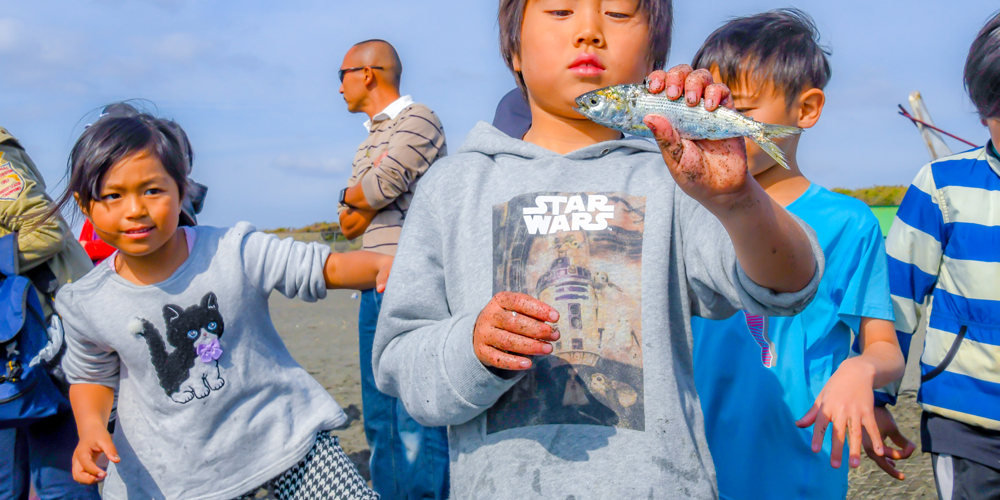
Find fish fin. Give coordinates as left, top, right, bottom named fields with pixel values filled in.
left=761, top=123, right=803, bottom=140
left=750, top=134, right=792, bottom=170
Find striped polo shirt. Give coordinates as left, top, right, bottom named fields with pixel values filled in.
left=885, top=143, right=1000, bottom=440
left=340, top=96, right=447, bottom=255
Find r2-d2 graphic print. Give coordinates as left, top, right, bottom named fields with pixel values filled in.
left=488, top=192, right=646, bottom=434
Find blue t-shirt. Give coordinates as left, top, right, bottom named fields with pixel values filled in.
left=692, top=184, right=894, bottom=500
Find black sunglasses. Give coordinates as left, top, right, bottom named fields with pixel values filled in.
left=339, top=66, right=384, bottom=83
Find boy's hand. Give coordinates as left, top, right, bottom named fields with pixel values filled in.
left=72, top=423, right=120, bottom=484
left=795, top=357, right=885, bottom=469
left=375, top=254, right=393, bottom=293
left=473, top=292, right=560, bottom=371
left=863, top=406, right=916, bottom=480
left=644, top=66, right=749, bottom=210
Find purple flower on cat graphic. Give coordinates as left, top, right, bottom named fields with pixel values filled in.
left=197, top=338, right=223, bottom=363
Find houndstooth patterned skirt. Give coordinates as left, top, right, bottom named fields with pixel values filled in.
left=233, top=431, right=379, bottom=500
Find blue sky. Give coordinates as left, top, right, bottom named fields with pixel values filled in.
left=0, top=0, right=997, bottom=229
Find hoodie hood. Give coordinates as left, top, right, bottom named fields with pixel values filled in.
left=456, top=121, right=659, bottom=162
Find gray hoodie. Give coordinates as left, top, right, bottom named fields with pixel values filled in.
left=373, top=122, right=824, bottom=499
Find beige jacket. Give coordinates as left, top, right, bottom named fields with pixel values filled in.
left=0, top=127, right=92, bottom=314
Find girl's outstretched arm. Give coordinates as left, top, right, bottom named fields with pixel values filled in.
left=69, top=383, right=119, bottom=484
left=324, top=250, right=393, bottom=291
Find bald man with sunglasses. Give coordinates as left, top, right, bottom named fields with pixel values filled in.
left=337, top=39, right=449, bottom=500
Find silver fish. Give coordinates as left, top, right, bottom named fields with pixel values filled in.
left=575, top=83, right=802, bottom=169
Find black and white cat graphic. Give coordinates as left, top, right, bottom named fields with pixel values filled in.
left=131, top=292, right=227, bottom=404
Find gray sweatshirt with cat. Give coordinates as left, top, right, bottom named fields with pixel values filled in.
left=373, top=122, right=826, bottom=499
left=58, top=223, right=347, bottom=500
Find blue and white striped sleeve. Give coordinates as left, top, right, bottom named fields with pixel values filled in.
left=878, top=163, right=946, bottom=405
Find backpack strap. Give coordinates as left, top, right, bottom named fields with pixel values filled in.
left=0, top=234, right=17, bottom=278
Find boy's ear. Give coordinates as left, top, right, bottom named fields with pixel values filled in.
left=796, top=88, right=825, bottom=130
left=512, top=53, right=522, bottom=73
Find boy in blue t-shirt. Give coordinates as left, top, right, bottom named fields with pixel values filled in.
left=689, top=9, right=908, bottom=500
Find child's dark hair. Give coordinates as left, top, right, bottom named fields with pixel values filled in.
left=498, top=0, right=673, bottom=97
left=965, top=10, right=1000, bottom=119
left=692, top=8, right=831, bottom=108
left=51, top=111, right=191, bottom=217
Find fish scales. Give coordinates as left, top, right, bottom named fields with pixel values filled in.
left=575, top=83, right=802, bottom=169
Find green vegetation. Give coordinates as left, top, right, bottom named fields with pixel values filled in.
left=264, top=221, right=362, bottom=253
left=265, top=221, right=340, bottom=234
left=831, top=185, right=908, bottom=207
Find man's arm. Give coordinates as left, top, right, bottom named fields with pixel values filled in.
left=342, top=180, right=375, bottom=211
left=338, top=151, right=376, bottom=240
left=338, top=207, right=377, bottom=241
left=353, top=107, right=446, bottom=212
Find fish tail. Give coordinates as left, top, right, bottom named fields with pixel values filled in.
left=761, top=123, right=803, bottom=140
left=751, top=123, right=802, bottom=170
left=750, top=134, right=792, bottom=170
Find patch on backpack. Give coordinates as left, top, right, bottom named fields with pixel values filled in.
left=0, top=154, right=24, bottom=201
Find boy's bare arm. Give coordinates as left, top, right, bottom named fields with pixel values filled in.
left=796, top=318, right=907, bottom=470
left=323, top=250, right=392, bottom=292
left=856, top=318, right=906, bottom=388
left=856, top=318, right=915, bottom=480
left=646, top=67, right=816, bottom=293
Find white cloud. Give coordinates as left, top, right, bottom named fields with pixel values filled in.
left=154, top=33, right=213, bottom=64
left=0, top=18, right=22, bottom=53
left=271, top=154, right=350, bottom=178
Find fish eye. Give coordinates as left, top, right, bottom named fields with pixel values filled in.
left=590, top=98, right=598, bottom=106
left=208, top=322, right=218, bottom=331
left=187, top=329, right=199, bottom=339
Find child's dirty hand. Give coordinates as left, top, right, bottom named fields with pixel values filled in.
left=863, top=407, right=916, bottom=480
left=795, top=356, right=884, bottom=470
left=646, top=66, right=732, bottom=111
left=72, top=423, right=120, bottom=484
left=375, top=254, right=393, bottom=293
left=644, top=65, right=750, bottom=210
left=473, top=291, right=560, bottom=371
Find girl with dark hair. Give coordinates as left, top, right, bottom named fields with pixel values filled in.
left=76, top=103, right=207, bottom=264
left=54, top=111, right=387, bottom=500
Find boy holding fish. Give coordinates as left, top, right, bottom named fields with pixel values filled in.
left=372, top=0, right=826, bottom=498
left=680, top=9, right=907, bottom=500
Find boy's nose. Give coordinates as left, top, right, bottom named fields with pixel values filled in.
left=575, top=10, right=605, bottom=48
left=576, top=28, right=605, bottom=48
